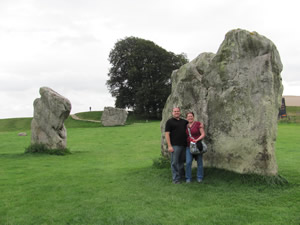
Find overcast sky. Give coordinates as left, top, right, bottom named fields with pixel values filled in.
left=0, top=0, right=299, bottom=119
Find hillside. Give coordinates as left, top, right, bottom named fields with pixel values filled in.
left=0, top=107, right=299, bottom=132
left=0, top=111, right=159, bottom=132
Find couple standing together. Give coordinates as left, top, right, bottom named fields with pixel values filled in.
left=165, top=107, right=205, bottom=184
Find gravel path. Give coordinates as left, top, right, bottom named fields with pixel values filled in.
left=70, top=114, right=101, bottom=123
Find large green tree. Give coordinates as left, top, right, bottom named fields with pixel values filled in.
left=107, top=37, right=188, bottom=119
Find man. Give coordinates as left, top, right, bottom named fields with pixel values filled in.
left=165, top=107, right=188, bottom=184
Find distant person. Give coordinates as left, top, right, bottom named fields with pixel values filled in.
left=165, top=107, right=188, bottom=184
left=185, top=112, right=205, bottom=183
left=89, top=106, right=91, bottom=111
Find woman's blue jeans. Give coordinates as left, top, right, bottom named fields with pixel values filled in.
left=186, top=147, right=203, bottom=181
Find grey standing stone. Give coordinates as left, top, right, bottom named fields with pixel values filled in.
left=31, top=87, right=71, bottom=149
left=101, top=107, right=128, bottom=126
left=160, top=29, right=283, bottom=176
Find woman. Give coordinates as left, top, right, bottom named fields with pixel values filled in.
left=185, top=112, right=206, bottom=183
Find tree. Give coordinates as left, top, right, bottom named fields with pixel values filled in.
left=107, top=37, right=188, bottom=119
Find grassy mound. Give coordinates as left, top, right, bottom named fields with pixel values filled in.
left=74, top=111, right=159, bottom=124
left=0, top=117, right=32, bottom=132
left=0, top=106, right=298, bottom=133
left=75, top=111, right=103, bottom=121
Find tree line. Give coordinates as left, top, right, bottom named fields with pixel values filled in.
left=106, top=37, right=188, bottom=119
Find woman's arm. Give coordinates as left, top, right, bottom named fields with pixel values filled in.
left=195, top=123, right=205, bottom=142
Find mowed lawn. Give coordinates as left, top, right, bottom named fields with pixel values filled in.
left=0, top=118, right=299, bottom=225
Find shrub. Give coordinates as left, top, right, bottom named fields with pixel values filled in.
left=152, top=155, right=170, bottom=169
left=25, top=143, right=71, bottom=156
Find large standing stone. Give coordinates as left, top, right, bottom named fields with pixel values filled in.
left=161, top=29, right=283, bottom=176
left=31, top=87, right=71, bottom=149
left=101, top=107, right=128, bottom=126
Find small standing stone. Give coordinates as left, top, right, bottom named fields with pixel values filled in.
left=101, top=107, right=128, bottom=126
left=31, top=87, right=71, bottom=149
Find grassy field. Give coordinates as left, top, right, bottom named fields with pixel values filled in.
left=0, top=113, right=299, bottom=224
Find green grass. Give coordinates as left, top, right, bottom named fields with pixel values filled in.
left=286, top=106, right=300, bottom=115
left=75, top=111, right=103, bottom=121
left=0, top=117, right=32, bottom=132
left=0, top=114, right=102, bottom=132
left=0, top=117, right=299, bottom=224
left=0, top=110, right=157, bottom=133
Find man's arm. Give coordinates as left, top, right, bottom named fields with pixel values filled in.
left=165, top=132, right=174, bottom=152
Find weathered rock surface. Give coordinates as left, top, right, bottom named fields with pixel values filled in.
left=101, top=107, right=128, bottom=126
left=31, top=87, right=71, bottom=149
left=160, top=29, right=283, bottom=176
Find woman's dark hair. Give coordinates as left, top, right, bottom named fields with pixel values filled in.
left=186, top=111, right=194, bottom=117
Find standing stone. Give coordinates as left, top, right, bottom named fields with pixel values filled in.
left=161, top=29, right=283, bottom=176
left=101, top=107, right=128, bottom=126
left=31, top=87, right=71, bottom=149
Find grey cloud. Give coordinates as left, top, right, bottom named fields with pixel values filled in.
left=53, top=34, right=101, bottom=46
left=1, top=0, right=300, bottom=119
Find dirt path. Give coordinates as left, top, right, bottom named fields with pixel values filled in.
left=70, top=114, right=101, bottom=123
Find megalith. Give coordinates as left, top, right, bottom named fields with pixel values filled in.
left=160, top=29, right=283, bottom=176
left=31, top=87, right=71, bottom=149
left=101, top=107, right=128, bottom=126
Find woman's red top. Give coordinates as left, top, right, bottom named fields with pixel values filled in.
left=186, top=121, right=203, bottom=145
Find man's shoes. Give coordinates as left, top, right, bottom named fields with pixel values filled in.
left=186, top=179, right=191, bottom=183
left=197, top=179, right=203, bottom=183
left=173, top=180, right=181, bottom=184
